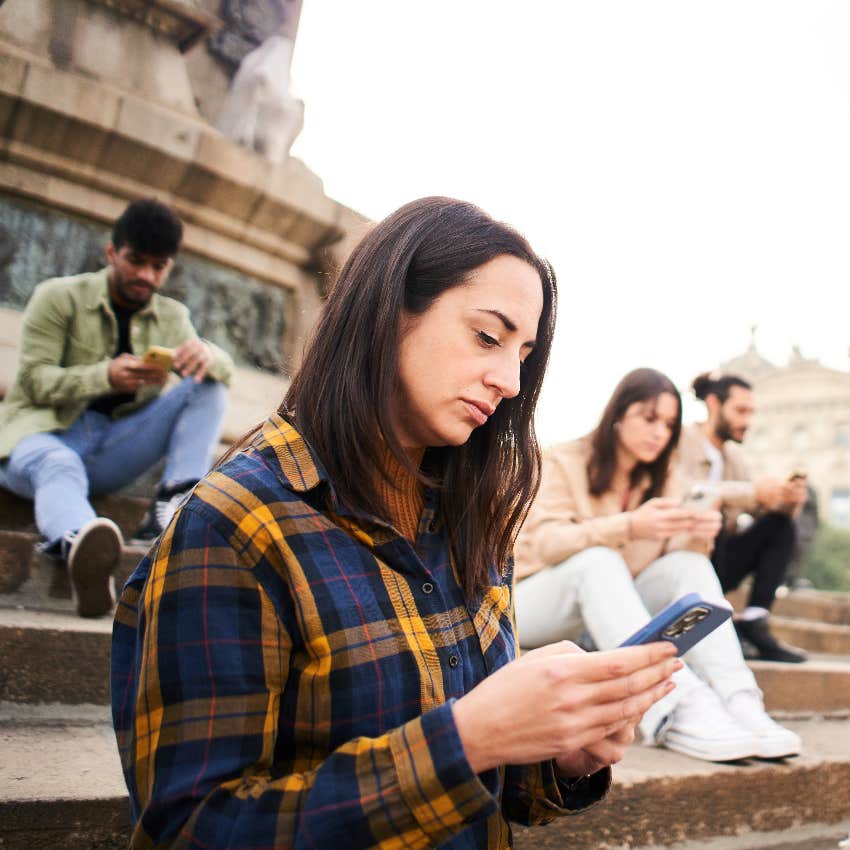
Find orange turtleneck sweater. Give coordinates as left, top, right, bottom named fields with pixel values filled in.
left=374, top=445, right=425, bottom=542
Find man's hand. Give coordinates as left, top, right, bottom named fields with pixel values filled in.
left=755, top=476, right=807, bottom=512
left=108, top=353, right=168, bottom=393
left=753, top=476, right=787, bottom=511
left=172, top=339, right=212, bottom=382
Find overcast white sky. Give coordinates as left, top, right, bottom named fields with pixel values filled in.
left=289, top=2, right=850, bottom=445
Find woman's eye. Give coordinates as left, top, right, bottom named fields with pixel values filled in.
left=477, top=331, right=500, bottom=348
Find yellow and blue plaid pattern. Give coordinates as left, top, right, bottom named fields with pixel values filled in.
left=112, top=414, right=609, bottom=848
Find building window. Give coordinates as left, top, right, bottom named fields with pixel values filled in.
left=831, top=489, right=850, bottom=528
left=836, top=423, right=849, bottom=448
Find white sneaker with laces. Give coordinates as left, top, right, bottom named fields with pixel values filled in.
left=725, top=690, right=801, bottom=758
left=655, top=685, right=760, bottom=762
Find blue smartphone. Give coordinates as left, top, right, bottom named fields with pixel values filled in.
left=619, top=593, right=732, bottom=656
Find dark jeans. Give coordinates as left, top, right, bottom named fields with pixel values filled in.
left=711, top=512, right=796, bottom=610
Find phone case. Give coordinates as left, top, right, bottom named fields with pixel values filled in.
left=619, top=592, right=732, bottom=656
left=143, top=346, right=173, bottom=371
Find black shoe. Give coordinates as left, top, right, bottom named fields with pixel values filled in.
left=131, top=479, right=198, bottom=544
left=734, top=617, right=807, bottom=664
left=62, top=517, right=122, bottom=617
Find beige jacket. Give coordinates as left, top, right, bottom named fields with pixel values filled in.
left=676, top=423, right=758, bottom=533
left=515, top=437, right=711, bottom=581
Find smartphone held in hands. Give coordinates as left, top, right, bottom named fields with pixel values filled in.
left=619, top=593, right=732, bottom=656
left=681, top=483, right=716, bottom=510
left=142, top=345, right=174, bottom=372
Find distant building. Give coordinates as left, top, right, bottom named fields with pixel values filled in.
left=718, top=341, right=850, bottom=527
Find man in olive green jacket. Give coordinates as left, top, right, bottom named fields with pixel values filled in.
left=0, top=199, right=233, bottom=616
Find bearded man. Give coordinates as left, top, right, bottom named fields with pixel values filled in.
left=677, top=372, right=808, bottom=663
left=0, top=199, right=232, bottom=616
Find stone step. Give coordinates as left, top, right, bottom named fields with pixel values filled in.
left=0, top=704, right=127, bottom=850
left=3, top=608, right=850, bottom=714
left=772, top=588, right=850, bottom=626
left=0, top=710, right=846, bottom=850
left=625, top=820, right=850, bottom=850
left=771, top=615, right=850, bottom=655
left=514, top=717, right=850, bottom=849
left=727, top=586, right=850, bottom=626
left=0, top=609, right=112, bottom=705
left=0, top=529, right=147, bottom=610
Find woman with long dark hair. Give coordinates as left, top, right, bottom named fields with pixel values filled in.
left=111, top=199, right=679, bottom=849
left=515, top=368, right=801, bottom=763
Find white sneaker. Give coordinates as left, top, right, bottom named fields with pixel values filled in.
left=657, top=685, right=760, bottom=762
left=725, top=690, right=802, bottom=758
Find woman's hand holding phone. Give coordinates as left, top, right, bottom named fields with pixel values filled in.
left=451, top=640, right=680, bottom=776
left=629, top=498, right=694, bottom=540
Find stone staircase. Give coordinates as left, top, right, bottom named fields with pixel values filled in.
left=1, top=490, right=849, bottom=849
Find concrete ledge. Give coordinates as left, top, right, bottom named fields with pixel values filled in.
left=515, top=718, right=850, bottom=849
left=771, top=615, right=850, bottom=655
left=773, top=589, right=850, bottom=626
left=752, top=657, right=850, bottom=713
left=0, top=716, right=847, bottom=850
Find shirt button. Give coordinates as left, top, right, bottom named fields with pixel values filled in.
left=421, top=582, right=434, bottom=594
left=448, top=654, right=460, bottom=668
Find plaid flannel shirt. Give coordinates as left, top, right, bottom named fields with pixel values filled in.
left=112, top=414, right=610, bottom=849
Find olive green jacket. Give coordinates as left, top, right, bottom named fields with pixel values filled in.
left=0, top=269, right=233, bottom=460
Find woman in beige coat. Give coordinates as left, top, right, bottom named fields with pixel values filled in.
left=515, top=368, right=800, bottom=763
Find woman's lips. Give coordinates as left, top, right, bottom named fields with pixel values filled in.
left=463, top=400, right=493, bottom=426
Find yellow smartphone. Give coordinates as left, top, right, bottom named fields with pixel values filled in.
left=142, top=345, right=174, bottom=372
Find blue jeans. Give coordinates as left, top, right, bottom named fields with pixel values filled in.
left=0, top=378, right=227, bottom=545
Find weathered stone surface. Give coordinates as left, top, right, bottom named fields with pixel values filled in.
left=514, top=719, right=850, bottom=849
left=0, top=609, right=112, bottom=704
left=0, top=715, right=847, bottom=850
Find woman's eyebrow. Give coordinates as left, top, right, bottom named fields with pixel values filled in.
left=473, top=308, right=536, bottom=347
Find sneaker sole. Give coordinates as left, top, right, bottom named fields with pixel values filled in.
left=663, top=731, right=758, bottom=762
left=751, top=737, right=802, bottom=759
left=68, top=519, right=122, bottom=617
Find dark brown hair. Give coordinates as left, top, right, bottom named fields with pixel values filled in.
left=588, top=368, right=682, bottom=501
left=692, top=372, right=752, bottom=404
left=282, top=196, right=556, bottom=596
left=112, top=197, right=182, bottom=257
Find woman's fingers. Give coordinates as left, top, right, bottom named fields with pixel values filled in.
left=570, top=656, right=681, bottom=706
left=553, top=677, right=675, bottom=752
left=561, top=642, right=677, bottom=684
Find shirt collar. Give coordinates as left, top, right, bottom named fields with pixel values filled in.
left=252, top=412, right=330, bottom=495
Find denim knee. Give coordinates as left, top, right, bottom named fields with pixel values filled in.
left=33, top=445, right=89, bottom=491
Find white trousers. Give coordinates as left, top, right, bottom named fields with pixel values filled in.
left=515, top=547, right=758, bottom=709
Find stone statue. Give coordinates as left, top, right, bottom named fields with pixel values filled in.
left=209, top=0, right=290, bottom=71
left=216, top=33, right=304, bottom=163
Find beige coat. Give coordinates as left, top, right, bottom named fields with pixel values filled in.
left=676, top=423, right=759, bottom=533
left=515, top=437, right=710, bottom=581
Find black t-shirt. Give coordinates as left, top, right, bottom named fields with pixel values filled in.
left=88, top=301, right=137, bottom=417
